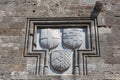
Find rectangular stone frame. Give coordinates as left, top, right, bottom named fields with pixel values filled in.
left=24, top=17, right=100, bottom=75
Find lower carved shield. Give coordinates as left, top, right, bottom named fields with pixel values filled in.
left=51, top=50, right=71, bottom=72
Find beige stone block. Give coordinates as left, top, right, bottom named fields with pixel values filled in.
left=98, top=27, right=111, bottom=34
left=7, top=43, right=14, bottom=47
left=1, top=43, right=8, bottom=47
left=11, top=71, right=28, bottom=79
left=7, top=64, right=26, bottom=71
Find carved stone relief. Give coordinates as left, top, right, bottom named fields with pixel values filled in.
left=51, top=50, right=71, bottom=72
left=37, top=28, right=86, bottom=74
left=24, top=18, right=100, bottom=75
left=62, top=29, right=83, bottom=49
left=40, top=29, right=61, bottom=50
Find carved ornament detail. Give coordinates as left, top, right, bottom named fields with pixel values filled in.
left=51, top=50, right=71, bottom=72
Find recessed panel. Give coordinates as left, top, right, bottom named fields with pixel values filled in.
left=35, top=28, right=87, bottom=75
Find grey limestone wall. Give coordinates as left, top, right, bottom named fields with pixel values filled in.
left=0, top=0, right=120, bottom=79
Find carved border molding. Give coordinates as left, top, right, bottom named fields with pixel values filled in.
left=24, top=17, right=100, bottom=75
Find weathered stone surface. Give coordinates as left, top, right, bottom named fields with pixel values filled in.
left=11, top=71, right=28, bottom=79
left=0, top=64, right=7, bottom=71
left=115, top=17, right=120, bottom=25
left=81, top=0, right=99, bottom=5
left=26, top=57, right=36, bottom=75
left=97, top=13, right=106, bottom=26
left=0, top=0, right=119, bottom=79
left=7, top=64, right=26, bottom=72
left=98, top=27, right=111, bottom=34
left=0, top=71, right=11, bottom=79
left=105, top=15, right=115, bottom=26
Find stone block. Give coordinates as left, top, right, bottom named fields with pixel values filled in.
left=7, top=64, right=26, bottom=72
left=0, top=10, right=5, bottom=17
left=112, top=25, right=120, bottom=35
left=0, top=48, right=10, bottom=56
left=15, top=57, right=26, bottom=63
left=9, top=22, right=25, bottom=29
left=113, top=3, right=120, bottom=17
left=8, top=48, right=24, bottom=57
left=113, top=3, right=120, bottom=11
left=1, top=36, right=21, bottom=43
left=0, top=23, right=9, bottom=29
left=102, top=0, right=115, bottom=4
left=8, top=57, right=26, bottom=64
left=97, top=13, right=106, bottom=26
left=26, top=57, right=38, bottom=75
left=0, top=56, right=9, bottom=64
left=98, top=27, right=111, bottom=34
left=0, top=64, right=6, bottom=71
left=81, top=0, right=99, bottom=5
left=115, top=17, right=120, bottom=25
left=113, top=11, right=120, bottom=17
left=26, top=64, right=36, bottom=75
left=11, top=71, right=28, bottom=79
left=9, top=29, right=22, bottom=36
left=2, top=16, right=14, bottom=23
left=105, top=16, right=115, bottom=26
left=0, top=71, right=11, bottom=79
left=1, top=43, right=8, bottom=48
left=0, top=29, right=10, bottom=36
left=13, top=5, right=28, bottom=17
left=107, top=33, right=120, bottom=46
left=12, top=0, right=26, bottom=5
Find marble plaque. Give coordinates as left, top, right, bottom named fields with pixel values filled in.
left=36, top=28, right=86, bottom=74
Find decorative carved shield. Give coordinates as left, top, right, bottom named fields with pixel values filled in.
left=40, top=29, right=61, bottom=50
left=62, top=28, right=83, bottom=49
left=51, top=50, right=71, bottom=72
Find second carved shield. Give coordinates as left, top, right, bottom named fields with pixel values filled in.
left=62, top=28, right=83, bottom=49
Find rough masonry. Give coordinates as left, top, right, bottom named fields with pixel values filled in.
left=0, top=0, right=120, bottom=80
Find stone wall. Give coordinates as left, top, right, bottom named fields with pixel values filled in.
left=0, top=0, right=120, bottom=79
